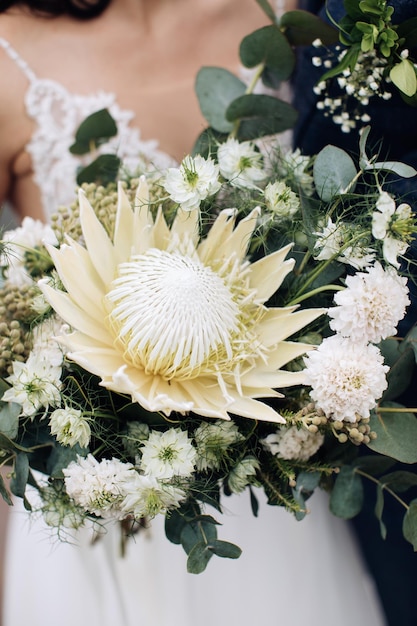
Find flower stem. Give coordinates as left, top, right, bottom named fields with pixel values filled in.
left=287, top=283, right=345, bottom=306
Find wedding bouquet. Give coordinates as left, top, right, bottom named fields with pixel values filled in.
left=0, top=0, right=417, bottom=575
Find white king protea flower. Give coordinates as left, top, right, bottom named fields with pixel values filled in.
left=40, top=180, right=323, bottom=424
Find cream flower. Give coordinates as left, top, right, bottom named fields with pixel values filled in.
left=40, top=180, right=323, bottom=424
left=163, top=155, right=221, bottom=211
left=140, top=428, right=196, bottom=479
left=304, top=336, right=389, bottom=422
left=261, top=426, right=324, bottom=461
left=217, top=138, right=265, bottom=189
left=49, top=406, right=91, bottom=449
left=372, top=191, right=413, bottom=268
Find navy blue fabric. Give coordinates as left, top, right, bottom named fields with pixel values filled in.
left=292, top=3, right=417, bottom=626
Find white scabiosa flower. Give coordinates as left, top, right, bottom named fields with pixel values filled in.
left=49, top=406, right=91, bottom=449
left=304, top=336, right=389, bottom=422
left=63, top=455, right=136, bottom=520
left=1, top=217, right=58, bottom=287
left=227, top=456, right=260, bottom=494
left=217, top=137, right=265, bottom=189
left=372, top=191, right=413, bottom=268
left=121, top=474, right=186, bottom=518
left=2, top=352, right=62, bottom=417
left=40, top=182, right=323, bottom=424
left=31, top=315, right=69, bottom=367
left=163, top=154, right=221, bottom=211
left=264, top=181, right=300, bottom=219
left=194, top=420, right=244, bottom=471
left=329, top=263, right=410, bottom=343
left=140, top=428, right=196, bottom=479
left=261, top=426, right=324, bottom=461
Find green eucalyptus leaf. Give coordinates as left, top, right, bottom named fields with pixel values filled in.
left=313, top=145, right=357, bottom=201
left=397, top=17, right=417, bottom=49
left=330, top=465, right=364, bottom=519
left=404, top=324, right=417, bottom=362
left=10, top=452, right=29, bottom=498
left=292, top=471, right=321, bottom=520
left=191, top=128, right=226, bottom=159
left=0, top=401, right=20, bottom=439
left=250, top=486, right=259, bottom=517
left=70, top=109, right=118, bottom=155
left=368, top=403, right=417, bottom=463
left=76, top=154, right=121, bottom=186
left=380, top=471, right=417, bottom=493
left=390, top=59, right=417, bottom=97
left=280, top=10, right=339, bottom=46
left=207, top=539, right=242, bottom=559
left=226, top=94, right=298, bottom=140
left=255, top=0, right=277, bottom=24
left=187, top=542, right=213, bottom=574
left=0, top=473, right=13, bottom=506
left=195, top=67, right=246, bottom=133
left=180, top=518, right=217, bottom=555
left=403, top=499, right=417, bottom=550
left=165, top=508, right=186, bottom=545
left=375, top=484, right=387, bottom=539
left=46, top=443, right=83, bottom=479
left=365, top=160, right=417, bottom=178
left=380, top=339, right=414, bottom=401
left=353, top=454, right=396, bottom=475
left=240, top=26, right=295, bottom=80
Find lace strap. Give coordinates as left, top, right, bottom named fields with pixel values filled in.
left=0, top=37, right=36, bottom=82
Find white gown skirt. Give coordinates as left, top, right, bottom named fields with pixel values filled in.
left=3, top=488, right=386, bottom=626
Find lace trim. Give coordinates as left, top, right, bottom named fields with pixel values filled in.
left=0, top=37, right=173, bottom=220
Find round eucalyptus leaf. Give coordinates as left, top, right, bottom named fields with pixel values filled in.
left=313, top=145, right=357, bottom=201
left=186, top=542, right=213, bottom=574
left=240, top=25, right=295, bottom=80
left=329, top=465, right=364, bottom=519
left=280, top=10, right=339, bottom=46
left=195, top=67, right=246, bottom=133
left=207, top=539, right=242, bottom=559
left=226, top=94, right=298, bottom=140
left=403, top=499, right=417, bottom=550
left=76, top=154, right=121, bottom=186
left=70, top=109, right=118, bottom=155
left=368, top=403, right=417, bottom=463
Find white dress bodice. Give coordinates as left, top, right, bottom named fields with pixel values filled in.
left=0, top=33, right=387, bottom=626
left=0, top=37, right=173, bottom=220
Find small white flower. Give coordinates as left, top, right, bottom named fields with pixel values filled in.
left=329, top=263, right=410, bottom=343
left=304, top=336, right=389, bottom=422
left=217, top=137, right=265, bottom=189
left=313, top=218, right=375, bottom=269
left=227, top=456, right=260, bottom=493
left=49, top=406, right=91, bottom=449
left=277, top=149, right=314, bottom=195
left=372, top=191, right=413, bottom=268
left=1, top=218, right=58, bottom=287
left=31, top=315, right=69, bottom=367
left=194, top=420, right=244, bottom=471
left=41, top=484, right=85, bottom=529
left=140, top=428, right=196, bottom=479
left=121, top=473, right=185, bottom=518
left=264, top=181, right=300, bottom=219
left=63, top=455, right=136, bottom=520
left=262, top=426, right=324, bottom=461
left=163, top=155, right=221, bottom=211
left=2, top=352, right=62, bottom=417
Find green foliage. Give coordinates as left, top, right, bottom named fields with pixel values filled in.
left=379, top=338, right=414, bottom=402
left=195, top=67, right=246, bottom=134
left=329, top=465, right=364, bottom=518
left=227, top=94, right=298, bottom=140
left=280, top=10, right=339, bottom=46
left=292, top=471, right=321, bottom=520
left=69, top=109, right=118, bottom=155
left=10, top=452, right=29, bottom=498
left=313, top=145, right=357, bottom=201
left=403, top=500, right=417, bottom=549
left=390, top=59, right=417, bottom=97
left=0, top=399, right=20, bottom=440
left=76, top=154, right=121, bottom=186
left=368, top=403, right=417, bottom=464
left=240, top=25, right=295, bottom=81
left=330, top=465, right=363, bottom=519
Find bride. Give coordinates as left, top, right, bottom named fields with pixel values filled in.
left=0, top=1, right=386, bottom=625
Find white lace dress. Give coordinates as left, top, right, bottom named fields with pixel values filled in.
left=0, top=38, right=387, bottom=626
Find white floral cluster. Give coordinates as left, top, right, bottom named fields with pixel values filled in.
left=62, top=420, right=253, bottom=522
left=312, top=44, right=391, bottom=132
left=2, top=315, right=68, bottom=417
left=163, top=137, right=266, bottom=211
left=304, top=261, right=409, bottom=423
left=313, top=190, right=415, bottom=270
left=262, top=426, right=324, bottom=462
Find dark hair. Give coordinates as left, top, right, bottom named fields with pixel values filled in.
left=0, top=0, right=112, bottom=19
